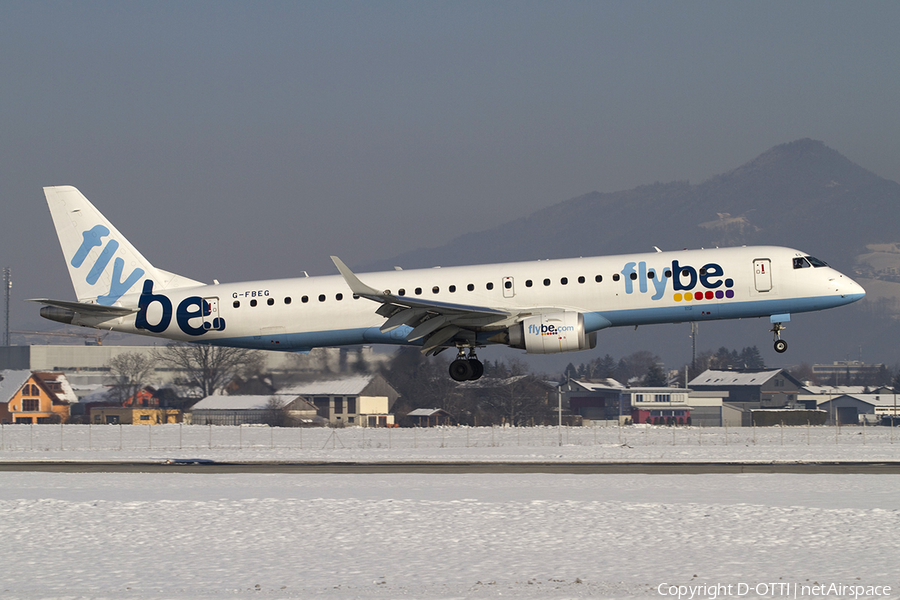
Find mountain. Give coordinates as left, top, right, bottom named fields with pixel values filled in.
left=365, top=139, right=900, bottom=274
left=362, top=139, right=900, bottom=371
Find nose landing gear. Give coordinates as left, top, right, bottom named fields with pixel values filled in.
left=449, top=346, right=485, bottom=381
left=771, top=322, right=787, bottom=353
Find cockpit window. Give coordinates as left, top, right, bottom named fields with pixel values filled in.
left=793, top=256, right=828, bottom=269
left=806, top=256, right=828, bottom=267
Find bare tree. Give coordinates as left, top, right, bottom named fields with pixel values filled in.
left=107, top=352, right=158, bottom=404
left=264, top=396, right=290, bottom=427
left=156, top=343, right=264, bottom=398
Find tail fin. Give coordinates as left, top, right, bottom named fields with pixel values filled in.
left=44, top=186, right=203, bottom=305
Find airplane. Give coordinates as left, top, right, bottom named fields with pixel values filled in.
left=33, top=185, right=866, bottom=381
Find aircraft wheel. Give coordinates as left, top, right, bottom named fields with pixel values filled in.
left=470, top=359, right=484, bottom=380
left=449, top=359, right=474, bottom=382
left=774, top=339, right=788, bottom=353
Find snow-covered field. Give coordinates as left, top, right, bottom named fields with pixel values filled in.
left=1, top=425, right=899, bottom=600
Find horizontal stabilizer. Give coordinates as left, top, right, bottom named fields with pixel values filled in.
left=28, top=298, right=137, bottom=315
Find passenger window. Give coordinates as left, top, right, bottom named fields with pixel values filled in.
left=630, top=273, right=637, bottom=280
left=432, top=286, right=439, bottom=294
left=543, top=278, right=551, bottom=286
left=449, top=285, right=456, bottom=293
left=578, top=276, right=585, bottom=284
left=613, top=274, right=620, bottom=282
left=525, top=280, right=533, bottom=287
left=250, top=299, right=257, bottom=307
left=267, top=298, right=275, bottom=306
left=233, top=300, right=240, bottom=308
left=302, top=295, right=309, bottom=303
left=415, top=287, right=422, bottom=295
left=647, top=271, right=655, bottom=279
left=284, top=297, right=291, bottom=305
left=561, top=277, right=568, bottom=285
left=595, top=275, right=602, bottom=283
left=398, top=289, right=406, bottom=296
left=467, top=284, right=474, bottom=291
left=665, top=270, right=672, bottom=278
left=318, top=294, right=326, bottom=302
left=336, top=293, right=343, bottom=301
left=486, top=282, right=494, bottom=290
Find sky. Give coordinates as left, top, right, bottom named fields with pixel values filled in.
left=2, top=1, right=900, bottom=334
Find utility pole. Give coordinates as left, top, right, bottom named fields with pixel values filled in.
left=3, top=267, right=10, bottom=347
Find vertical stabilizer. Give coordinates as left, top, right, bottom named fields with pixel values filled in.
left=44, top=186, right=203, bottom=305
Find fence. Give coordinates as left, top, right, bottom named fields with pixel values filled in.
left=0, top=421, right=898, bottom=453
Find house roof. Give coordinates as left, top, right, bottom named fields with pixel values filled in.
left=407, top=408, right=451, bottom=417
left=191, top=395, right=285, bottom=411
left=0, top=370, right=34, bottom=402
left=802, top=385, right=890, bottom=396
left=819, top=394, right=900, bottom=407
left=569, top=378, right=624, bottom=392
left=34, top=372, right=78, bottom=404
left=277, top=375, right=378, bottom=396
left=689, top=369, right=783, bottom=387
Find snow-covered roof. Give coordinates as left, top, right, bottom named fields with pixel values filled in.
left=569, top=378, right=624, bottom=392
left=277, top=375, right=376, bottom=396
left=35, top=372, right=78, bottom=403
left=407, top=408, right=450, bottom=417
left=818, top=394, right=900, bottom=407
left=689, top=369, right=782, bottom=387
left=0, top=370, right=33, bottom=402
left=191, top=395, right=283, bottom=411
left=802, top=386, right=880, bottom=396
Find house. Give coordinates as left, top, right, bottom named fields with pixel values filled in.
left=817, top=394, right=900, bottom=425
left=276, top=374, right=399, bottom=427
left=558, top=378, right=625, bottom=421
left=0, top=370, right=75, bottom=424
left=622, top=387, right=693, bottom=425
left=89, top=406, right=182, bottom=425
left=689, top=369, right=805, bottom=408
left=188, top=395, right=319, bottom=426
left=407, top=408, right=453, bottom=427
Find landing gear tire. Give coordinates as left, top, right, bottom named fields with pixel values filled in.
left=449, top=359, right=474, bottom=382
left=770, top=322, right=787, bottom=354
left=470, top=359, right=484, bottom=380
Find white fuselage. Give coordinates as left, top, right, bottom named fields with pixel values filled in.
left=71, top=245, right=865, bottom=353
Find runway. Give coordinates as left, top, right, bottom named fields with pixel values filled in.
left=2, top=460, right=900, bottom=474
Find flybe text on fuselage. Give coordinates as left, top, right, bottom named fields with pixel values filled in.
left=620, top=260, right=736, bottom=302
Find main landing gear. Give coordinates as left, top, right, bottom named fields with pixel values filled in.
left=771, top=322, right=787, bottom=353
left=449, top=346, right=485, bottom=382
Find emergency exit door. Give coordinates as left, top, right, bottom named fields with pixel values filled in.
left=753, top=259, right=772, bottom=292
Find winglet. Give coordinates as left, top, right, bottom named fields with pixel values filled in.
left=330, top=256, right=386, bottom=299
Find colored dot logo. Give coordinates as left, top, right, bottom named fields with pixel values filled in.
left=674, top=279, right=735, bottom=302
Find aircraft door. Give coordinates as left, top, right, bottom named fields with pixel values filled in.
left=203, top=297, right=225, bottom=331
left=502, top=276, right=515, bottom=298
left=753, top=259, right=772, bottom=292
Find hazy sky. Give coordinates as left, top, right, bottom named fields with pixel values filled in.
left=2, top=1, right=900, bottom=333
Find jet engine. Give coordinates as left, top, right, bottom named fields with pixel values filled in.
left=507, top=311, right=597, bottom=354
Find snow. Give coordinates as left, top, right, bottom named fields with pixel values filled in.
left=1, top=425, right=899, bottom=600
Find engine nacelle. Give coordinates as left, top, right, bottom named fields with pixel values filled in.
left=40, top=306, right=76, bottom=325
left=508, top=311, right=597, bottom=354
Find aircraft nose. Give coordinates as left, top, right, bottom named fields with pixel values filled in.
left=837, top=275, right=866, bottom=301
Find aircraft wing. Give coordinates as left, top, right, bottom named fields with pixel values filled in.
left=331, top=256, right=511, bottom=354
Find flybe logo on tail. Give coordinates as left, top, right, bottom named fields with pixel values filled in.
left=621, top=260, right=736, bottom=302
left=72, top=225, right=145, bottom=305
